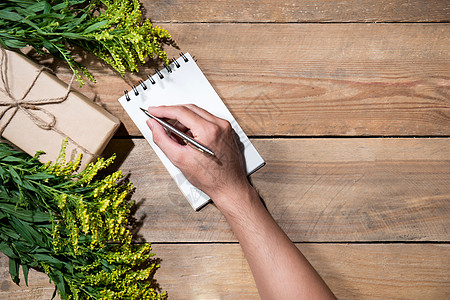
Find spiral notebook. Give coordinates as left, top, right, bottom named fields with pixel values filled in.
left=118, top=53, right=265, bottom=210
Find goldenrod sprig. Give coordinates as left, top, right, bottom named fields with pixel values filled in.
left=0, top=0, right=173, bottom=86
left=0, top=140, right=166, bottom=299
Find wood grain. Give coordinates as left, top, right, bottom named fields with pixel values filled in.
left=153, top=244, right=450, bottom=299
left=142, top=0, right=450, bottom=23
left=3, top=2, right=447, bottom=300
left=53, top=23, right=450, bottom=136
left=100, top=138, right=450, bottom=243
left=2, top=244, right=449, bottom=299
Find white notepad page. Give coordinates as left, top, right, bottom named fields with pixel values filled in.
left=118, top=53, right=265, bottom=210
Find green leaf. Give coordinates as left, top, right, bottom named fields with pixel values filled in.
left=33, top=254, right=63, bottom=269
left=52, top=2, right=70, bottom=11
left=10, top=240, right=33, bottom=253
left=21, top=18, right=45, bottom=34
left=0, top=10, right=22, bottom=22
left=21, top=180, right=38, bottom=192
left=0, top=242, right=18, bottom=258
left=2, top=38, right=28, bottom=49
left=22, top=264, right=29, bottom=286
left=8, top=166, right=22, bottom=185
left=33, top=246, right=53, bottom=254
left=43, top=2, right=51, bottom=14
left=24, top=173, right=55, bottom=180
left=17, top=217, right=45, bottom=246
left=0, top=148, right=20, bottom=159
left=27, top=13, right=63, bottom=22
left=9, top=257, right=20, bottom=285
left=0, top=166, right=8, bottom=181
left=1, top=156, right=25, bottom=163
left=5, top=0, right=37, bottom=7
left=9, top=217, right=39, bottom=245
left=59, top=32, right=86, bottom=39
left=70, top=12, right=88, bottom=27
left=1, top=203, right=51, bottom=222
left=53, top=271, right=66, bottom=298
left=0, top=226, right=21, bottom=239
left=83, top=20, right=109, bottom=34
left=64, top=262, right=73, bottom=274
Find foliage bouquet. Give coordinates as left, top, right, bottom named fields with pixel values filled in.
left=0, top=0, right=172, bottom=85
left=0, top=141, right=166, bottom=299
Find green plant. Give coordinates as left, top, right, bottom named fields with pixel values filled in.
left=0, top=0, right=172, bottom=85
left=0, top=140, right=166, bottom=299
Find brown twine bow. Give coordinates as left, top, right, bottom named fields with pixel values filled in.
left=0, top=48, right=94, bottom=157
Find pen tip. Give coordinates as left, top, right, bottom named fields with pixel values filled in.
left=139, top=107, right=146, bottom=112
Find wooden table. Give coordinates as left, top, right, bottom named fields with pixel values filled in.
left=1, top=1, right=449, bottom=299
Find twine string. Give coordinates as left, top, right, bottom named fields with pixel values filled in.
left=0, top=48, right=94, bottom=156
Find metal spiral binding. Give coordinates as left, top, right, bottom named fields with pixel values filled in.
left=155, top=69, right=164, bottom=79
left=172, top=57, right=180, bottom=68
left=132, top=85, right=139, bottom=96
left=139, top=80, right=147, bottom=90
left=124, top=90, right=131, bottom=101
left=180, top=52, right=188, bottom=62
left=124, top=52, right=190, bottom=100
left=147, top=74, right=156, bottom=84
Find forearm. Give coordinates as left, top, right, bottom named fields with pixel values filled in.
left=146, top=105, right=335, bottom=299
left=215, top=186, right=336, bottom=300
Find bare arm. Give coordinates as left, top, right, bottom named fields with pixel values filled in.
left=147, top=104, right=336, bottom=300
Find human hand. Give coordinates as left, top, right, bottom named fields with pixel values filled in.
left=147, top=107, right=336, bottom=300
left=146, top=104, right=252, bottom=208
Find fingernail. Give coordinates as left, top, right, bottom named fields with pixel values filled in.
left=147, top=119, right=153, bottom=130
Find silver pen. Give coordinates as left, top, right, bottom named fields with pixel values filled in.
left=140, top=107, right=215, bottom=157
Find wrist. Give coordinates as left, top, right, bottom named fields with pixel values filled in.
left=212, top=183, right=261, bottom=218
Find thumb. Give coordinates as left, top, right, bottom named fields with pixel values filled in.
left=146, top=119, right=185, bottom=165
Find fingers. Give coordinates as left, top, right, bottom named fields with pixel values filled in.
left=148, top=105, right=212, bottom=131
left=173, top=120, right=188, bottom=132
left=183, top=104, right=232, bottom=131
left=146, top=104, right=232, bottom=168
left=182, top=104, right=218, bottom=123
left=146, top=119, right=187, bottom=166
left=170, top=121, right=191, bottom=144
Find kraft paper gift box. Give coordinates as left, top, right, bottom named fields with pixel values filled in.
left=0, top=48, right=120, bottom=166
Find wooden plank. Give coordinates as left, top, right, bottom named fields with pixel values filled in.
left=2, top=244, right=449, bottom=299
left=142, top=0, right=450, bottom=23
left=100, top=138, right=450, bottom=242
left=153, top=244, right=450, bottom=299
left=54, top=23, right=450, bottom=136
